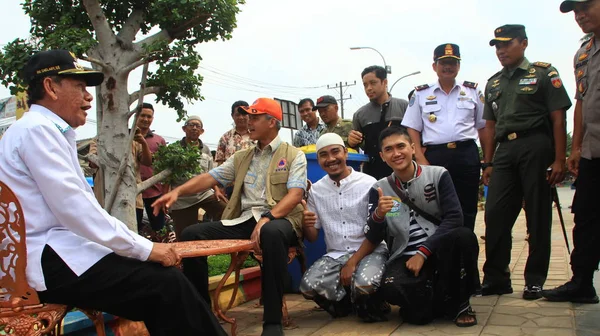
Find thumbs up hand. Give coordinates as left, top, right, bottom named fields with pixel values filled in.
left=301, top=200, right=317, bottom=228
left=375, top=187, right=394, bottom=218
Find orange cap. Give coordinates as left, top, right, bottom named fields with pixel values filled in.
left=239, top=98, right=282, bottom=121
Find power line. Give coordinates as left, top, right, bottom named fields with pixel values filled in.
left=200, top=65, right=328, bottom=90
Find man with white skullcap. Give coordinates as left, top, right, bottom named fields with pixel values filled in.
left=299, top=133, right=390, bottom=322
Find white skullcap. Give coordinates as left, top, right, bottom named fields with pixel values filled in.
left=316, top=133, right=345, bottom=153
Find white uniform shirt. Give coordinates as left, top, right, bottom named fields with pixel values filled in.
left=307, top=168, right=387, bottom=259
left=0, top=105, right=153, bottom=291
left=402, top=80, right=485, bottom=145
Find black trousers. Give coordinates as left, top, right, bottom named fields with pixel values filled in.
left=570, top=158, right=600, bottom=284
left=181, top=217, right=297, bottom=325
left=425, top=140, right=481, bottom=231
left=37, top=245, right=226, bottom=336
left=144, top=195, right=166, bottom=231
left=381, top=227, right=479, bottom=324
left=483, top=132, right=553, bottom=287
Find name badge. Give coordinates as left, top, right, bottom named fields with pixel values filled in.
left=519, top=78, right=537, bottom=85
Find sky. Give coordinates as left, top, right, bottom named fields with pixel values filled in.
left=0, top=0, right=586, bottom=148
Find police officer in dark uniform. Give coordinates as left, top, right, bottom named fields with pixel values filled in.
left=402, top=43, right=488, bottom=231
left=480, top=25, right=572, bottom=300
left=542, top=0, right=600, bottom=304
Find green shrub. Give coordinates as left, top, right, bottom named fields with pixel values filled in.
left=207, top=254, right=259, bottom=277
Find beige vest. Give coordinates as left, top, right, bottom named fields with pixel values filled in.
left=222, top=142, right=304, bottom=240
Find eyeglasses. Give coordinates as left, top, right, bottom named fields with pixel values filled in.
left=186, top=123, right=203, bottom=129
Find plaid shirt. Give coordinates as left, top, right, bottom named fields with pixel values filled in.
left=215, top=128, right=255, bottom=164
left=293, top=121, right=326, bottom=147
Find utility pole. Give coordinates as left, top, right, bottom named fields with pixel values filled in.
left=327, top=81, right=356, bottom=119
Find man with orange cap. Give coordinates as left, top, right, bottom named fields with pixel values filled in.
left=153, top=98, right=307, bottom=336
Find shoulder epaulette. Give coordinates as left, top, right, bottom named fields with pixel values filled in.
left=532, top=61, right=551, bottom=68
left=581, top=36, right=593, bottom=48
left=463, top=81, right=478, bottom=89
left=415, top=84, right=429, bottom=91
left=488, top=71, right=501, bottom=81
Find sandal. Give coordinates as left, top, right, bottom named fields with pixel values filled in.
left=454, top=307, right=477, bottom=327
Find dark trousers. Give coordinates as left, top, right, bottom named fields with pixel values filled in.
left=181, top=217, right=297, bottom=325
left=144, top=195, right=166, bottom=231
left=37, top=245, right=226, bottom=336
left=570, top=158, right=600, bottom=285
left=483, top=132, right=553, bottom=287
left=425, top=140, right=481, bottom=231
left=170, top=194, right=226, bottom=238
left=381, top=227, right=479, bottom=324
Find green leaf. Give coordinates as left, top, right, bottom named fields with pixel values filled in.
left=152, top=142, right=203, bottom=185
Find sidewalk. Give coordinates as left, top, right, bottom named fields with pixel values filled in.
left=226, top=187, right=600, bottom=336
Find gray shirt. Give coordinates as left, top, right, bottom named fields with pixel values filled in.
left=352, top=96, right=408, bottom=134
left=575, top=37, right=600, bottom=159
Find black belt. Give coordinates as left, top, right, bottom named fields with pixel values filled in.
left=498, top=127, right=546, bottom=143
left=426, top=139, right=475, bottom=150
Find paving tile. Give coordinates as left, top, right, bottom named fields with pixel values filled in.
left=315, top=316, right=400, bottom=336
left=489, top=306, right=573, bottom=328
left=481, top=325, right=574, bottom=335
left=496, top=296, right=572, bottom=309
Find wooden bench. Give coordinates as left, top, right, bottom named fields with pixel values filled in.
left=0, top=181, right=106, bottom=336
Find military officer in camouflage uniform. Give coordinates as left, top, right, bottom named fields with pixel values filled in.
left=542, top=0, right=600, bottom=304
left=480, top=24, right=572, bottom=300
left=313, top=95, right=354, bottom=147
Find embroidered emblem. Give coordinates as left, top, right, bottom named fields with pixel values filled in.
left=424, top=183, right=437, bottom=202
left=428, top=113, right=437, bottom=123
left=415, top=84, right=430, bottom=91
left=521, top=86, right=534, bottom=92
left=409, top=94, right=416, bottom=107
left=529, top=68, right=536, bottom=74
left=551, top=76, right=563, bottom=89
left=426, top=95, right=436, bottom=100
left=548, top=71, right=558, bottom=77
left=460, top=90, right=466, bottom=96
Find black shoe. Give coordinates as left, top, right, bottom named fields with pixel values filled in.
left=541, top=281, right=599, bottom=304
left=523, top=285, right=543, bottom=300
left=481, top=283, right=513, bottom=296
left=261, top=323, right=284, bottom=336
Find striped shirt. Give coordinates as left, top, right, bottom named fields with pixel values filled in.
left=402, top=209, right=428, bottom=256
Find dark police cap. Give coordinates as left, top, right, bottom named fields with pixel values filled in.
left=560, top=0, right=590, bottom=13
left=23, top=50, right=104, bottom=86
left=433, top=43, right=461, bottom=61
left=489, top=25, right=527, bottom=46
left=312, top=95, right=338, bottom=111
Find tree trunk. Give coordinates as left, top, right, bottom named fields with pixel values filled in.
left=94, top=63, right=139, bottom=231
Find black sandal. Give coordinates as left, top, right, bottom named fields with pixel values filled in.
left=454, top=307, right=477, bottom=327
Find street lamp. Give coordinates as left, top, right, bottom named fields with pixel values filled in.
left=389, top=71, right=421, bottom=93
left=350, top=47, right=391, bottom=74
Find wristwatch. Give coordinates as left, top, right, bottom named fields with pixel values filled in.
left=260, top=211, right=276, bottom=221
left=481, top=162, right=494, bottom=170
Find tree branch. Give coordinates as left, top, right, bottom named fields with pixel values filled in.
left=135, top=29, right=170, bottom=49
left=128, top=86, right=161, bottom=106
left=82, top=153, right=99, bottom=167
left=134, top=12, right=211, bottom=49
left=79, top=55, right=107, bottom=69
left=82, top=0, right=116, bottom=51
left=118, top=9, right=145, bottom=43
left=137, top=169, right=171, bottom=194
